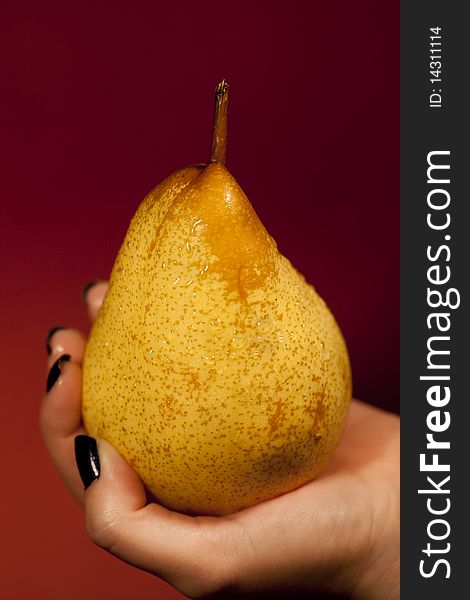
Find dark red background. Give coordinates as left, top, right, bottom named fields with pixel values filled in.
left=0, top=1, right=398, bottom=598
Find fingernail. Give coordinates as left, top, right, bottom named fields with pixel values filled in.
left=82, top=279, right=101, bottom=301
left=75, top=435, right=100, bottom=489
left=46, top=325, right=65, bottom=356
left=46, top=354, right=71, bottom=393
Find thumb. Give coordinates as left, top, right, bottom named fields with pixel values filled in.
left=75, top=436, right=147, bottom=527
left=74, top=436, right=235, bottom=597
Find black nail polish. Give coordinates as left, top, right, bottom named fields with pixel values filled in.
left=46, top=354, right=71, bottom=392
left=75, top=435, right=100, bottom=489
left=46, top=325, right=65, bottom=356
left=82, top=279, right=101, bottom=301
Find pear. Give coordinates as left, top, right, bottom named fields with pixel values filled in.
left=82, top=81, right=352, bottom=516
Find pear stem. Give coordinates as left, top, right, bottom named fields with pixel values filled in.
left=210, top=80, right=229, bottom=165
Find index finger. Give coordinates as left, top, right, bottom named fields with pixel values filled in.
left=83, top=280, right=109, bottom=321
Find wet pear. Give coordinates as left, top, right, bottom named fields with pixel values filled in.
left=82, top=82, right=351, bottom=515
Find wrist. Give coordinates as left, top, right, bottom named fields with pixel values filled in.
left=350, top=503, right=400, bottom=600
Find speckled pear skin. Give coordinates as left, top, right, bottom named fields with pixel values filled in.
left=82, top=162, right=352, bottom=516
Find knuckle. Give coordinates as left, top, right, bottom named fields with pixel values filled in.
left=180, top=571, right=228, bottom=599
left=179, top=533, right=238, bottom=598
left=85, top=508, right=121, bottom=550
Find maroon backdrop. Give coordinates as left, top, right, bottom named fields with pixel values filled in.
left=0, top=1, right=398, bottom=598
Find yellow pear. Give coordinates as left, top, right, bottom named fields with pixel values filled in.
left=82, top=81, right=352, bottom=516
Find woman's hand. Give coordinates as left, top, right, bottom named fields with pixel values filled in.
left=40, top=281, right=399, bottom=599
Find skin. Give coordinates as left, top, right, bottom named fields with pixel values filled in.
left=40, top=281, right=399, bottom=599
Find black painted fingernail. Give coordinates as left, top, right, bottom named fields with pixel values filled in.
left=46, top=325, right=65, bottom=356
left=82, top=279, right=101, bottom=301
left=75, top=435, right=100, bottom=489
left=46, top=354, right=71, bottom=392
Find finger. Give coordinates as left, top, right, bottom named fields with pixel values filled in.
left=77, top=438, right=236, bottom=598
left=46, top=327, right=86, bottom=370
left=40, top=356, right=86, bottom=503
left=82, top=280, right=109, bottom=321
